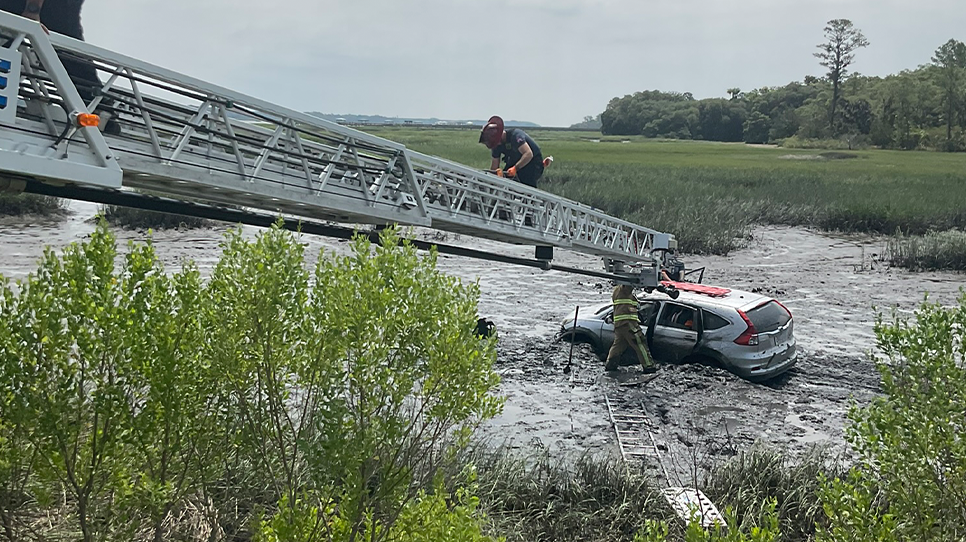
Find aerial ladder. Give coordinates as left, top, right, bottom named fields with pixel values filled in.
left=0, top=12, right=681, bottom=287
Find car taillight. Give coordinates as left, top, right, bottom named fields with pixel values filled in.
left=734, top=310, right=758, bottom=346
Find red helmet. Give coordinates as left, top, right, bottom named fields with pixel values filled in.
left=479, top=115, right=504, bottom=149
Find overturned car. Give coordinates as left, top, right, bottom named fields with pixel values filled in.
left=557, top=283, right=797, bottom=382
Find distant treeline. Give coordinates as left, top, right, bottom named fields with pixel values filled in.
left=598, top=23, right=966, bottom=151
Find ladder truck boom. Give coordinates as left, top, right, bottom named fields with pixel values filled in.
left=0, top=12, right=680, bottom=286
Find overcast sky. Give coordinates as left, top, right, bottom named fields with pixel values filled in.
left=82, top=0, right=965, bottom=127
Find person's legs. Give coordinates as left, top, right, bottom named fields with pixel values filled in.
left=515, top=161, right=543, bottom=188
left=38, top=0, right=118, bottom=134
left=628, top=327, right=657, bottom=372
left=605, top=327, right=630, bottom=371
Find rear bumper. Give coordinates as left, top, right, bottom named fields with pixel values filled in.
left=732, top=345, right=798, bottom=382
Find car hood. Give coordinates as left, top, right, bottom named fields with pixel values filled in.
left=561, top=302, right=611, bottom=326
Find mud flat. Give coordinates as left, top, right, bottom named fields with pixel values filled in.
left=461, top=226, right=964, bottom=481
left=1, top=203, right=962, bottom=481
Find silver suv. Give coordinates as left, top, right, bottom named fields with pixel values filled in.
left=557, top=284, right=797, bottom=382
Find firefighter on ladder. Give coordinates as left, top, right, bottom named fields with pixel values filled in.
left=605, top=283, right=658, bottom=374
left=479, top=115, right=551, bottom=188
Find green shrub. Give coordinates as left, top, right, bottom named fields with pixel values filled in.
left=818, top=292, right=966, bottom=541
left=0, top=222, right=501, bottom=542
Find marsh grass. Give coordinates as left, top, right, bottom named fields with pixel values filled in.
left=99, top=204, right=213, bottom=230
left=704, top=446, right=841, bottom=542
left=887, top=229, right=966, bottom=272
left=461, top=446, right=671, bottom=542
left=0, top=193, right=66, bottom=216
left=362, top=128, right=966, bottom=264
left=443, top=444, right=839, bottom=542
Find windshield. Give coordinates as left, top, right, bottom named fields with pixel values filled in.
left=746, top=301, right=791, bottom=333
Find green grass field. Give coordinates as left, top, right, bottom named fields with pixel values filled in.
left=361, top=127, right=966, bottom=266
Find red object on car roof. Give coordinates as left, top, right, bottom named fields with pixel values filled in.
left=661, top=281, right=731, bottom=297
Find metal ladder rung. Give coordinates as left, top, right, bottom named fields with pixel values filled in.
left=626, top=450, right=657, bottom=457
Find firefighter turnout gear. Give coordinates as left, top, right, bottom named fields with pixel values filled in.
left=605, top=285, right=657, bottom=373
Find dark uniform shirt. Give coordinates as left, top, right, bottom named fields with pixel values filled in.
left=490, top=128, right=543, bottom=168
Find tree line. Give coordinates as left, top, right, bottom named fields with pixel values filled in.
left=596, top=20, right=966, bottom=151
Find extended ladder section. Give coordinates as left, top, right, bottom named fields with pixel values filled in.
left=0, top=13, right=676, bottom=284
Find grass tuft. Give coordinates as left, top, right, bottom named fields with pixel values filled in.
left=703, top=446, right=841, bottom=542
left=0, top=193, right=67, bottom=216
left=99, top=205, right=213, bottom=230
left=460, top=445, right=670, bottom=542
left=887, top=229, right=966, bottom=272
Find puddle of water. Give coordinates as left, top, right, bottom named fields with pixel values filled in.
left=784, top=413, right=832, bottom=444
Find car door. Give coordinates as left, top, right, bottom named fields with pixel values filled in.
left=651, top=302, right=700, bottom=363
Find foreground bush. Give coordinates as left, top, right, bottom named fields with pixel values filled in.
left=0, top=222, right=501, bottom=542
left=817, top=292, right=966, bottom=541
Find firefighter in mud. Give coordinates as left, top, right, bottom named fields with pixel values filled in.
left=605, top=283, right=658, bottom=374
left=479, top=115, right=545, bottom=188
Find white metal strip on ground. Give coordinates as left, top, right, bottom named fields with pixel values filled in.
left=661, top=487, right=727, bottom=529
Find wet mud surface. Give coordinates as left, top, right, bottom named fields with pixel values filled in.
left=1, top=202, right=963, bottom=482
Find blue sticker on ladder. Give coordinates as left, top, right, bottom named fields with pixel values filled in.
left=0, top=95, right=8, bottom=109
left=0, top=59, right=10, bottom=72
left=0, top=75, right=6, bottom=90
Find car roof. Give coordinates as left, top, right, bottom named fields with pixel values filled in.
left=640, top=286, right=773, bottom=312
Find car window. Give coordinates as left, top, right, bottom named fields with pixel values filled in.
left=638, top=301, right=657, bottom=319
left=658, top=303, right=696, bottom=330
left=746, top=301, right=791, bottom=333
left=702, top=311, right=729, bottom=331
